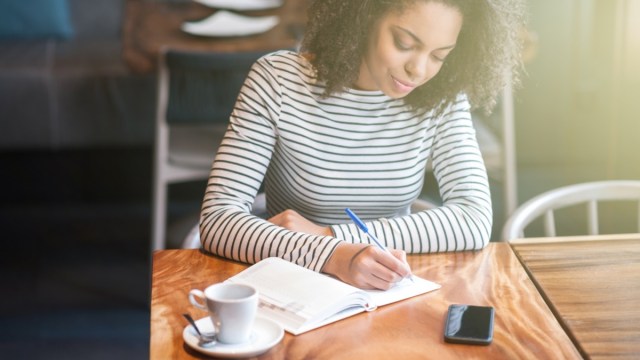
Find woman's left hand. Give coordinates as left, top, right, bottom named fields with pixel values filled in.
left=268, top=209, right=333, bottom=236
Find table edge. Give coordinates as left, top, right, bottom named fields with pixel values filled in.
left=509, top=232, right=640, bottom=245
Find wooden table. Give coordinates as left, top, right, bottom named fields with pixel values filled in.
left=122, top=0, right=308, bottom=73
left=150, top=244, right=581, bottom=359
left=511, top=233, right=640, bottom=360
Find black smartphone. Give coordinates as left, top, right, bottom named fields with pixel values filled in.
left=444, top=304, right=494, bottom=345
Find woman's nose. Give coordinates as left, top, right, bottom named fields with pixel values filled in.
left=404, top=56, right=429, bottom=82
left=404, top=59, right=428, bottom=81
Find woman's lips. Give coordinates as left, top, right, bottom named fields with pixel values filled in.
left=392, top=76, right=417, bottom=93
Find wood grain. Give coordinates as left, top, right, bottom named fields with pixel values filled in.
left=150, top=244, right=580, bottom=359
left=512, top=236, right=640, bottom=359
left=122, top=0, right=308, bottom=73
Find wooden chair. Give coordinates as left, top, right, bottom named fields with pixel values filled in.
left=151, top=48, right=271, bottom=250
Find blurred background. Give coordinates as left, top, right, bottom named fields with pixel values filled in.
left=515, top=1, right=640, bottom=235
left=0, top=0, right=639, bottom=358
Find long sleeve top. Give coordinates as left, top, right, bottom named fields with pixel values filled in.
left=200, top=50, right=492, bottom=272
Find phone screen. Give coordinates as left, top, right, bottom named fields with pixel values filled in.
left=444, top=304, right=494, bottom=345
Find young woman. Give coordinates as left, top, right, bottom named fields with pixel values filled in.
left=200, top=0, right=526, bottom=289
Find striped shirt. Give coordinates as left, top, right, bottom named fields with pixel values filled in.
left=200, top=50, right=492, bottom=272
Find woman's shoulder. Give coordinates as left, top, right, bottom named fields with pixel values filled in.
left=437, top=93, right=471, bottom=117
left=256, top=50, right=309, bottom=68
left=255, top=50, right=316, bottom=78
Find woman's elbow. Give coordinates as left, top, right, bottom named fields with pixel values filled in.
left=477, top=230, right=491, bottom=249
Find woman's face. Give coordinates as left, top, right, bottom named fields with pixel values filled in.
left=355, top=1, right=463, bottom=98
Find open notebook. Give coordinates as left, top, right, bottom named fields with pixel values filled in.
left=226, top=257, right=441, bottom=335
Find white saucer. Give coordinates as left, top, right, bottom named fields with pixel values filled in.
left=182, top=10, right=279, bottom=37
left=193, top=0, right=284, bottom=11
left=183, top=316, right=284, bottom=358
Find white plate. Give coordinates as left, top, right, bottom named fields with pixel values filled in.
left=183, top=316, right=284, bottom=358
left=182, top=10, right=279, bottom=37
left=193, top=0, right=284, bottom=11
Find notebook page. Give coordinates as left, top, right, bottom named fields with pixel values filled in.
left=366, top=275, right=441, bottom=306
left=227, top=258, right=368, bottom=328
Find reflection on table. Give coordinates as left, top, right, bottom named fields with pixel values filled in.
left=150, top=243, right=580, bottom=359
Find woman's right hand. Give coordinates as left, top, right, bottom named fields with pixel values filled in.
left=321, top=242, right=412, bottom=290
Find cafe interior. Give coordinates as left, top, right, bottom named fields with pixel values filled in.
left=1, top=0, right=638, bottom=358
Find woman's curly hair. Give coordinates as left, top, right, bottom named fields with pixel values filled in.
left=301, top=0, right=527, bottom=115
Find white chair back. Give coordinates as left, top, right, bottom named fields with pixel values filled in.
left=502, top=180, right=640, bottom=241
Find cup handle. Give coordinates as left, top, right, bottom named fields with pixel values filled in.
left=188, top=289, right=208, bottom=311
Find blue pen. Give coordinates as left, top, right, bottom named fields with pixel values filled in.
left=345, top=208, right=387, bottom=251
left=345, top=208, right=414, bottom=282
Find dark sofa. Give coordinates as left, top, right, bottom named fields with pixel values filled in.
left=0, top=0, right=156, bottom=149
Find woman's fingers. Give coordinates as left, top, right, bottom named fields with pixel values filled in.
left=388, top=248, right=412, bottom=277
left=347, top=245, right=411, bottom=290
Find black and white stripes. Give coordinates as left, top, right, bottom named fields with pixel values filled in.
left=200, top=51, right=492, bottom=272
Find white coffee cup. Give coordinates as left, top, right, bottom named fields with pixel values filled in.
left=188, top=283, right=259, bottom=344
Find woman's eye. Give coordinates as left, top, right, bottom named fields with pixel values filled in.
left=432, top=51, right=451, bottom=62
left=393, top=37, right=412, bottom=51
left=431, top=54, right=445, bottom=62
